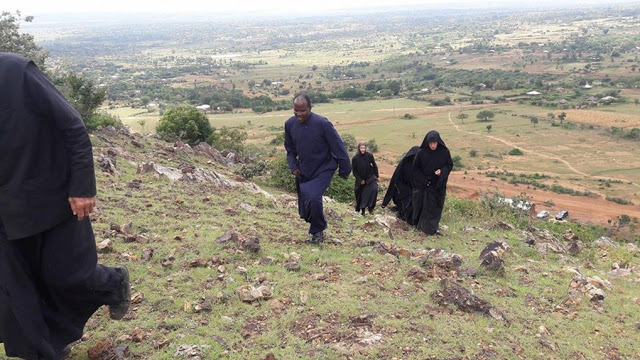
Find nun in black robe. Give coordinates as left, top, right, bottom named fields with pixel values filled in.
left=351, top=143, right=379, bottom=215
left=381, top=146, right=420, bottom=223
left=411, top=131, right=453, bottom=235
left=0, top=53, right=130, bottom=360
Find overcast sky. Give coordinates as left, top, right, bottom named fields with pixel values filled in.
left=4, top=0, right=633, bottom=16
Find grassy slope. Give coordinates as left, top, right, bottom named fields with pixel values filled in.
left=19, top=129, right=637, bottom=360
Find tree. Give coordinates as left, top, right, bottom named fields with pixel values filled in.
left=531, top=117, right=539, bottom=127
left=457, top=112, right=469, bottom=123
left=366, top=139, right=379, bottom=153
left=156, top=106, right=214, bottom=146
left=340, top=133, right=357, bottom=153
left=210, top=126, right=247, bottom=154
left=486, top=124, right=492, bottom=132
left=547, top=112, right=555, bottom=120
left=0, top=11, right=48, bottom=67
left=476, top=110, right=495, bottom=122
left=558, top=112, right=567, bottom=123
left=53, top=72, right=106, bottom=127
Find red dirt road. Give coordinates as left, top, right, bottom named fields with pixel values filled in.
left=376, top=163, right=640, bottom=229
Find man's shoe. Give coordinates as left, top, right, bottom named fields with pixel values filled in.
left=368, top=208, right=374, bottom=215
left=109, top=265, right=131, bottom=320
left=306, top=231, right=324, bottom=244
left=55, top=345, right=72, bottom=360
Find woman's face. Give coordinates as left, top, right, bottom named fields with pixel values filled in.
left=359, top=145, right=366, bottom=154
left=428, top=141, right=438, bottom=150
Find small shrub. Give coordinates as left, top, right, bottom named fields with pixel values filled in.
left=235, top=160, right=268, bottom=180
left=606, top=196, right=634, bottom=205
left=85, top=111, right=124, bottom=132
left=469, top=149, right=478, bottom=157
left=508, top=148, right=524, bottom=156
left=452, top=155, right=463, bottom=170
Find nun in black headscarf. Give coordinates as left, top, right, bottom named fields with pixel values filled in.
left=351, top=142, right=379, bottom=215
left=381, top=146, right=420, bottom=223
left=411, top=130, right=453, bottom=235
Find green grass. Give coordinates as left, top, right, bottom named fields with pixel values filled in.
left=22, top=130, right=635, bottom=360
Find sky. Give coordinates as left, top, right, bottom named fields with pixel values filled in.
left=4, top=0, right=633, bottom=16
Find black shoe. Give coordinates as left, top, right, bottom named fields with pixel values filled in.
left=368, top=208, right=374, bottom=215
left=109, top=265, right=131, bottom=320
left=55, top=345, right=72, bottom=360
left=361, top=208, right=366, bottom=216
left=307, top=231, right=324, bottom=244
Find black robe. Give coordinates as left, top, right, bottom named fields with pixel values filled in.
left=382, top=146, right=420, bottom=222
left=411, top=131, right=453, bottom=235
left=351, top=151, right=379, bottom=212
left=0, top=53, right=123, bottom=359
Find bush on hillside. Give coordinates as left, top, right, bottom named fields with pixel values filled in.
left=210, top=126, right=247, bottom=154
left=85, top=111, right=123, bottom=132
left=268, top=155, right=353, bottom=203
left=156, top=106, right=214, bottom=146
left=508, top=148, right=524, bottom=156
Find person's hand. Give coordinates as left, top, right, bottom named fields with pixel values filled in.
left=435, top=169, right=441, bottom=176
left=68, top=197, right=96, bottom=221
left=292, top=169, right=301, bottom=177
left=360, top=180, right=365, bottom=185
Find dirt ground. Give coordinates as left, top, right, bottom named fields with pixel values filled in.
left=376, top=163, right=640, bottom=230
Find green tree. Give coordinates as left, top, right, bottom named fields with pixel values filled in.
left=54, top=72, right=106, bottom=124
left=156, top=106, right=214, bottom=146
left=486, top=124, right=492, bottom=132
left=531, top=117, right=539, bottom=127
left=0, top=11, right=48, bottom=67
left=457, top=112, right=469, bottom=123
left=558, top=111, right=567, bottom=123
left=476, top=110, right=495, bottom=122
left=366, top=139, right=379, bottom=153
left=341, top=133, right=357, bottom=153
left=1, top=10, right=106, bottom=128
left=210, top=126, right=247, bottom=154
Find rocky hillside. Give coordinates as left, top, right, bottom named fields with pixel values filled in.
left=62, top=127, right=640, bottom=360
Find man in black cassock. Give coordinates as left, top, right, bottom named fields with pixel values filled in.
left=0, top=53, right=131, bottom=360
left=381, top=145, right=420, bottom=223
left=284, top=95, right=351, bottom=243
left=411, top=130, right=453, bottom=235
left=351, top=142, right=379, bottom=216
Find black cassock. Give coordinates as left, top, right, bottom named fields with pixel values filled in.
left=381, top=146, right=420, bottom=223
left=351, top=151, right=379, bottom=212
left=0, top=53, right=123, bottom=359
left=411, top=131, right=453, bottom=235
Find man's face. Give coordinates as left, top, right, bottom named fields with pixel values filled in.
left=293, top=100, right=311, bottom=123
left=359, top=145, right=366, bottom=154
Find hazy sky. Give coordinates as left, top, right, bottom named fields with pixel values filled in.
left=6, top=0, right=465, bottom=15
left=6, top=0, right=629, bottom=16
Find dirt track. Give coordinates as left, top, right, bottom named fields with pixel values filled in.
left=376, top=162, right=640, bottom=230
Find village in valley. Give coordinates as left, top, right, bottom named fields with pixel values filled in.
left=2, top=0, right=640, bottom=358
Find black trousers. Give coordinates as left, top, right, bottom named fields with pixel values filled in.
left=0, top=216, right=122, bottom=360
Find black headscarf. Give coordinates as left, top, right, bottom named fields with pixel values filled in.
left=413, top=130, right=453, bottom=188
left=420, top=130, right=448, bottom=150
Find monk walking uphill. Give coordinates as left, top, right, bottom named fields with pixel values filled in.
left=411, top=130, right=453, bottom=235
left=284, top=95, right=351, bottom=244
left=352, top=142, right=379, bottom=216
left=0, top=53, right=131, bottom=360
